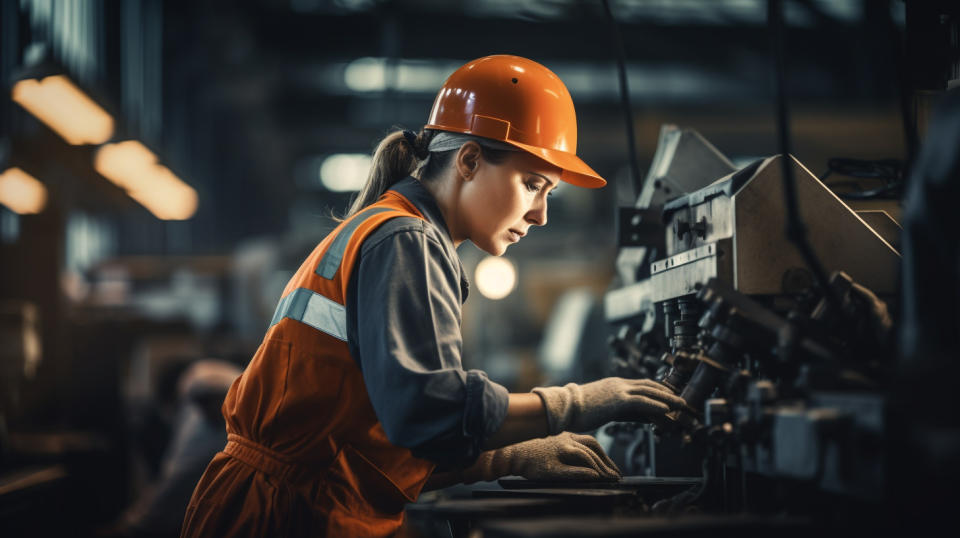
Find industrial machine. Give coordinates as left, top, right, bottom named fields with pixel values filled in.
left=601, top=128, right=899, bottom=520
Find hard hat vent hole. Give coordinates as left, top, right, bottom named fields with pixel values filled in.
left=511, top=78, right=518, bottom=84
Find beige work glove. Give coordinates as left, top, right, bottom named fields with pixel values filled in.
left=462, top=432, right=621, bottom=483
left=532, top=377, right=686, bottom=435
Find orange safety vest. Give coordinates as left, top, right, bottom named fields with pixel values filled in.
left=182, top=190, right=436, bottom=537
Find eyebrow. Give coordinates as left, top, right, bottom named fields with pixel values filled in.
left=527, top=171, right=559, bottom=190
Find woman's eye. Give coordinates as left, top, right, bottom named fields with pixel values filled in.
left=526, top=182, right=543, bottom=193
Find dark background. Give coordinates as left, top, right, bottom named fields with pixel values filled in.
left=1, top=1, right=956, bottom=535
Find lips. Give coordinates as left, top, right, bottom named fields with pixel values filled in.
left=508, top=229, right=525, bottom=243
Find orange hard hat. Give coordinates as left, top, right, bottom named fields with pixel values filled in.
left=424, top=55, right=606, bottom=188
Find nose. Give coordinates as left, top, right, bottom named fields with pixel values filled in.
left=525, top=194, right=548, bottom=227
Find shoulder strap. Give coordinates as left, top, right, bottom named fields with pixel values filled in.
left=268, top=192, right=425, bottom=338
left=315, top=207, right=396, bottom=279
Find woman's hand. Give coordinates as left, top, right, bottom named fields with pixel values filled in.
left=463, top=432, right=621, bottom=483
left=532, top=377, right=686, bottom=435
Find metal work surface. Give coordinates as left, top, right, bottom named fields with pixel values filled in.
left=480, top=514, right=814, bottom=538
left=498, top=476, right=702, bottom=490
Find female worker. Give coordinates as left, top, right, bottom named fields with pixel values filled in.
left=181, top=55, right=685, bottom=537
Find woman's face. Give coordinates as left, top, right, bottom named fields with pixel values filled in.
left=457, top=149, right=561, bottom=256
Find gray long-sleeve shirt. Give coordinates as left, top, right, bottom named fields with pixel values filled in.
left=345, top=176, right=510, bottom=466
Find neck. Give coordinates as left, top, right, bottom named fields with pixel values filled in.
left=421, top=174, right=465, bottom=247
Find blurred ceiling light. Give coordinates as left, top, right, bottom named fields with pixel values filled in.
left=396, top=62, right=450, bottom=93
left=319, top=154, right=370, bottom=191
left=344, top=57, right=386, bottom=92
left=11, top=75, right=114, bottom=145
left=475, top=256, right=517, bottom=300
left=94, top=141, right=198, bottom=220
left=0, top=167, right=47, bottom=214
left=344, top=58, right=453, bottom=93
left=94, top=140, right=158, bottom=191
left=334, top=58, right=744, bottom=103
left=126, top=166, right=199, bottom=221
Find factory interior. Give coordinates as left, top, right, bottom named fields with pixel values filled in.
left=1, top=0, right=959, bottom=536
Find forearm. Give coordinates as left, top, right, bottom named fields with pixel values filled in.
left=481, top=392, right=548, bottom=450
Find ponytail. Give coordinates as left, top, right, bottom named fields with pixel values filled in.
left=342, top=129, right=434, bottom=219
left=340, top=128, right=512, bottom=220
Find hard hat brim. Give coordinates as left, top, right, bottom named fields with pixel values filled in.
left=505, top=139, right=607, bottom=189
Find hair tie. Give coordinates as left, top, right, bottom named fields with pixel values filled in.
left=402, top=129, right=430, bottom=160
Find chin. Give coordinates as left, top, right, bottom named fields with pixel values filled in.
left=474, top=239, right=507, bottom=256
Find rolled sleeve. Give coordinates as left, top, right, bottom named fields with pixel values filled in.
left=348, top=224, right=509, bottom=466
left=464, top=370, right=509, bottom=441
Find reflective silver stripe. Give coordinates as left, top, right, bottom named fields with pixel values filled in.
left=316, top=207, right=395, bottom=279
left=269, top=287, right=347, bottom=341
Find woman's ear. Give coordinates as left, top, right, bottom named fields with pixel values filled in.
left=455, top=141, right=483, bottom=181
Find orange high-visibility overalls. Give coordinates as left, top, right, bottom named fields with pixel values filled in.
left=181, top=190, right=435, bottom=537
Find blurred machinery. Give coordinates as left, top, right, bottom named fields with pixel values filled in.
left=589, top=2, right=960, bottom=529
left=602, top=129, right=900, bottom=520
